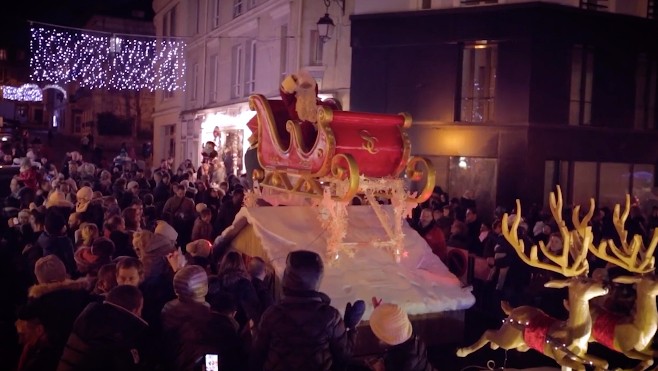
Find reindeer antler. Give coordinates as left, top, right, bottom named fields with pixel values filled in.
left=502, top=193, right=589, bottom=277
left=588, top=194, right=656, bottom=274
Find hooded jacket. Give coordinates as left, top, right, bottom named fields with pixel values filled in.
left=141, top=233, right=176, bottom=281
left=23, top=279, right=99, bottom=359
left=249, top=252, right=354, bottom=371
left=38, top=232, right=76, bottom=277
left=58, top=302, right=150, bottom=371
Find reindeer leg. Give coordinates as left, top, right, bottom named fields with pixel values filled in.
left=457, top=325, right=524, bottom=357
left=456, top=330, right=494, bottom=357
left=578, top=353, right=609, bottom=370
left=621, top=349, right=654, bottom=371
left=553, top=353, right=587, bottom=371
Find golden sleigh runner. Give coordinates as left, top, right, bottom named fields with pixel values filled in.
left=247, top=94, right=435, bottom=262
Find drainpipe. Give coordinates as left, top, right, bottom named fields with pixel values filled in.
left=295, top=0, right=303, bottom=72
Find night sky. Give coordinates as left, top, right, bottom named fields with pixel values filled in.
left=0, top=0, right=153, bottom=49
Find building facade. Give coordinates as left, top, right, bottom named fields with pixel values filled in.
left=351, top=0, right=658, bottom=218
left=0, top=43, right=51, bottom=129
left=152, top=0, right=352, bottom=175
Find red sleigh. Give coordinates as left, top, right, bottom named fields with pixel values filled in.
left=248, top=94, right=434, bottom=203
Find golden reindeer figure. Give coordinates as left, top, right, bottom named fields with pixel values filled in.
left=584, top=194, right=658, bottom=371
left=456, top=187, right=609, bottom=371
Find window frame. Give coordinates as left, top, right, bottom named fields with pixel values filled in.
left=246, top=40, right=257, bottom=94
left=233, top=0, right=244, bottom=18
left=568, top=44, right=594, bottom=126
left=459, top=42, right=497, bottom=123
left=232, top=44, right=244, bottom=98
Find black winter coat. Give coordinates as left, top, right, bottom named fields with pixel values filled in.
left=57, top=302, right=150, bottom=371
left=218, top=268, right=262, bottom=330
left=24, top=279, right=99, bottom=358
left=38, top=232, right=76, bottom=277
left=250, top=291, right=355, bottom=371
left=382, top=335, right=436, bottom=371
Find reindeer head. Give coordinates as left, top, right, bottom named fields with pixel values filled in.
left=546, top=276, right=609, bottom=302
left=614, top=275, right=658, bottom=296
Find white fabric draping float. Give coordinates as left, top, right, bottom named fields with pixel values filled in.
left=221, top=205, right=475, bottom=320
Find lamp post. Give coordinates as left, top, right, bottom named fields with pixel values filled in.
left=316, top=13, right=335, bottom=43
left=316, top=0, right=345, bottom=43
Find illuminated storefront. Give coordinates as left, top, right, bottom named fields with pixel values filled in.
left=181, top=101, right=255, bottom=177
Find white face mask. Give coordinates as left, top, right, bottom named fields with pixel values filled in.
left=479, top=231, right=489, bottom=242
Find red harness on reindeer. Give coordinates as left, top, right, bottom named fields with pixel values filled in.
left=522, top=311, right=556, bottom=353
left=592, top=310, right=622, bottom=350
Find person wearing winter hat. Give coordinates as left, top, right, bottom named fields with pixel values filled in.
left=45, top=190, right=74, bottom=210
left=75, top=186, right=104, bottom=230
left=195, top=203, right=208, bottom=214
left=38, top=210, right=76, bottom=276
left=367, top=298, right=436, bottom=371
left=75, top=186, right=93, bottom=213
left=161, top=265, right=211, bottom=349
left=138, top=221, right=177, bottom=282
left=191, top=207, right=213, bottom=242
left=251, top=250, right=364, bottom=371
left=34, top=255, right=68, bottom=284
left=74, top=237, right=115, bottom=278
left=186, top=239, right=212, bottom=259
left=155, top=220, right=178, bottom=242
left=22, top=255, right=97, bottom=366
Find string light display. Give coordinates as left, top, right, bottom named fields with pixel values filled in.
left=1, top=83, right=43, bottom=101
left=30, top=26, right=186, bottom=92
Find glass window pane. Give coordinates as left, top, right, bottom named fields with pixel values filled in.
left=572, top=162, right=597, bottom=207
left=633, top=164, right=657, bottom=216
left=448, top=157, right=497, bottom=223
left=599, top=163, right=631, bottom=209
left=544, top=160, right=555, bottom=207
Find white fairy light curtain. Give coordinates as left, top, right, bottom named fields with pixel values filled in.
left=30, top=26, right=186, bottom=92
left=1, top=84, right=43, bottom=102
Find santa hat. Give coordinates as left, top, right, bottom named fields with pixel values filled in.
left=35, top=255, right=67, bottom=284
left=369, top=303, right=413, bottom=346
left=173, top=265, right=208, bottom=303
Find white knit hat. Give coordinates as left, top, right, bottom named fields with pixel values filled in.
left=369, top=303, right=413, bottom=346
left=155, top=220, right=178, bottom=242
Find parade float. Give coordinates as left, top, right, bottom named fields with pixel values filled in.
left=219, top=86, right=476, bottom=350
left=457, top=186, right=658, bottom=371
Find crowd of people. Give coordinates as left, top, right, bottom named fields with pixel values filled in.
left=410, top=186, right=658, bottom=316
left=0, top=136, right=439, bottom=371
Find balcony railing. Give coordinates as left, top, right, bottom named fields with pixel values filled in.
left=461, top=0, right=499, bottom=5
left=579, top=0, right=608, bottom=10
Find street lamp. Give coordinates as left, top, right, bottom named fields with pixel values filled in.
left=316, top=0, right=345, bottom=43
left=317, top=13, right=335, bottom=43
